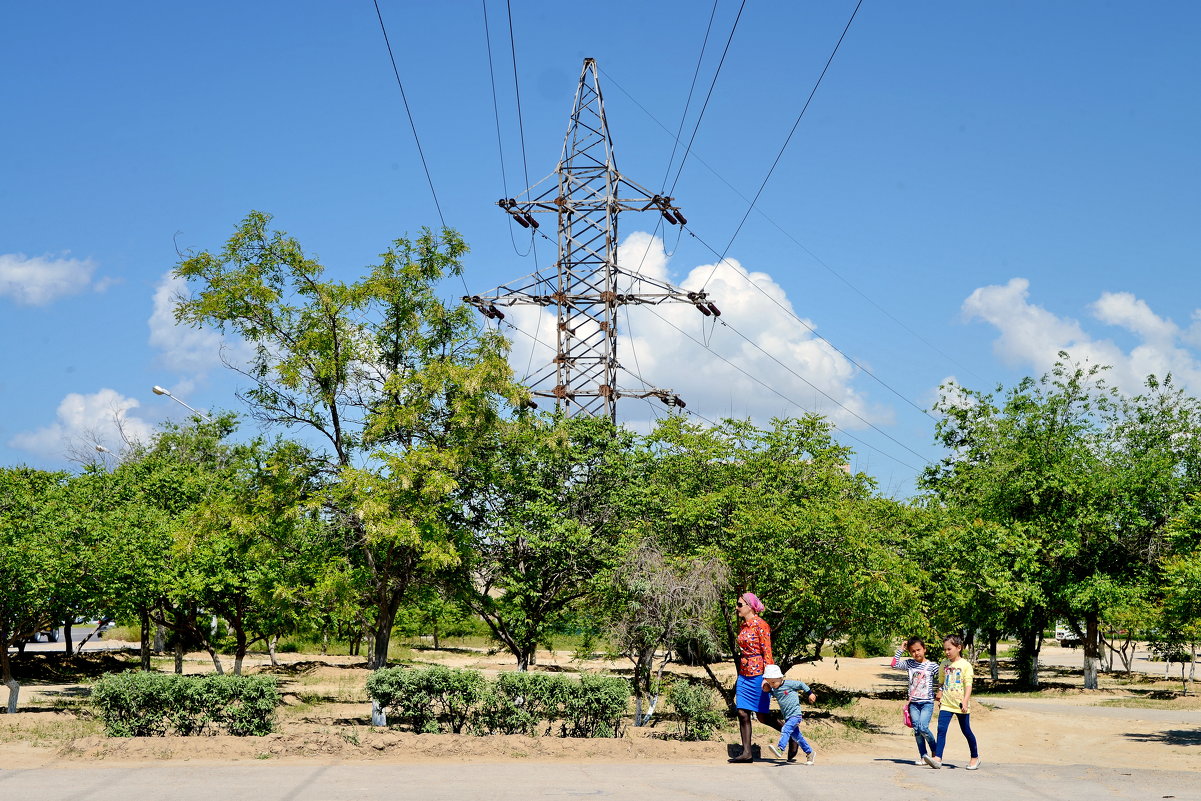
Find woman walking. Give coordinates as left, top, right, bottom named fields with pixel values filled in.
left=728, top=592, right=782, bottom=763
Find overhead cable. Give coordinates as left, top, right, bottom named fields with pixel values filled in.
left=600, top=67, right=988, bottom=386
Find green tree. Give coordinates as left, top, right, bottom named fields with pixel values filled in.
left=642, top=415, right=921, bottom=704
left=455, top=414, right=633, bottom=670
left=602, top=539, right=727, bottom=725
left=921, top=359, right=1177, bottom=689
left=0, top=468, right=71, bottom=712
left=173, top=212, right=523, bottom=668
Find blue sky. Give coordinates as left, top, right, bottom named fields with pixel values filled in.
left=3, top=1, right=1199, bottom=495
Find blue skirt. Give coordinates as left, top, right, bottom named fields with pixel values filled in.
left=735, top=673, right=771, bottom=713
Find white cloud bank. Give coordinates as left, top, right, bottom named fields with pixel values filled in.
left=962, top=277, right=1201, bottom=394
left=504, top=232, right=889, bottom=429
left=8, top=389, right=157, bottom=460
left=0, top=253, right=107, bottom=306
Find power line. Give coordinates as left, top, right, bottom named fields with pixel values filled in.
left=666, top=0, right=747, bottom=197
left=660, top=0, right=721, bottom=192
left=625, top=0, right=732, bottom=301
left=601, top=67, right=989, bottom=386
left=502, top=0, right=543, bottom=277
left=701, top=0, right=863, bottom=287
left=684, top=224, right=936, bottom=420
left=638, top=304, right=924, bottom=471
left=481, top=0, right=532, bottom=258
left=505, top=0, right=532, bottom=193
left=371, top=0, right=447, bottom=232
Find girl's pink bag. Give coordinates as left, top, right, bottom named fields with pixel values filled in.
left=902, top=704, right=913, bottom=728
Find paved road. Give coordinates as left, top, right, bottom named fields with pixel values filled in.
left=9, top=627, right=124, bottom=655
left=1, top=762, right=1197, bottom=801
left=1036, top=643, right=1198, bottom=680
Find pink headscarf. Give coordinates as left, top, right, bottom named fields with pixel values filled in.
left=740, top=592, right=764, bottom=614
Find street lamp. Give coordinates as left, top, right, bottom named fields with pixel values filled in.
left=151, top=385, right=212, bottom=422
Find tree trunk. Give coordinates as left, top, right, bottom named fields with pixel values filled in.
left=140, top=608, right=152, bottom=670
left=701, top=661, right=737, bottom=714
left=988, top=632, right=999, bottom=681
left=206, top=646, right=225, bottom=675
left=432, top=621, right=440, bottom=651
left=1016, top=625, right=1042, bottom=688
left=1, top=645, right=19, bottom=714
left=63, top=620, right=73, bottom=654
left=1083, top=611, right=1100, bottom=690
left=174, top=640, right=184, bottom=675
left=268, top=636, right=279, bottom=668
left=231, top=620, right=248, bottom=676
left=154, top=622, right=165, bottom=653
left=370, top=604, right=401, bottom=670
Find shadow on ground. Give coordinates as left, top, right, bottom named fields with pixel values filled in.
left=1123, top=728, right=1201, bottom=746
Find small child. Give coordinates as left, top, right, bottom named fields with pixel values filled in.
left=931, top=634, right=980, bottom=770
left=761, top=664, right=816, bottom=764
left=890, top=636, right=940, bottom=767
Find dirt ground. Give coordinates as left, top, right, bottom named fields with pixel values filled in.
left=2, top=639, right=1198, bottom=772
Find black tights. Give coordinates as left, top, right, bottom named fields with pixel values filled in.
left=734, top=709, right=786, bottom=759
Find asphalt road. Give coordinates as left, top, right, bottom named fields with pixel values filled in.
left=1, top=761, right=1197, bottom=801
left=11, top=626, right=123, bottom=655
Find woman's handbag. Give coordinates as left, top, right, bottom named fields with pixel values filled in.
left=902, top=703, right=913, bottom=728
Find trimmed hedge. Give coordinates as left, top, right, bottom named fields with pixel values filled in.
left=92, top=672, right=280, bottom=736
left=366, top=666, right=629, bottom=738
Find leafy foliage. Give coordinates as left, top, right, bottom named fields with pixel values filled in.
left=667, top=682, right=723, bottom=741
left=365, top=666, right=628, bottom=737
left=91, top=672, right=279, bottom=736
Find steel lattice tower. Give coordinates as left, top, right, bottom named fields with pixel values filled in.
left=466, top=58, right=720, bottom=422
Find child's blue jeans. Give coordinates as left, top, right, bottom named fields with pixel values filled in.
left=908, top=701, right=936, bottom=756
left=777, top=714, right=813, bottom=755
left=935, top=710, right=979, bottom=759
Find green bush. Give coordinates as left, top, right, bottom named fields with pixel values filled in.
left=561, top=674, right=629, bottom=738
left=92, top=672, right=280, bottom=736
left=366, top=667, right=628, bottom=737
left=667, top=682, right=723, bottom=741
left=473, top=672, right=569, bottom=735
left=365, top=665, right=487, bottom=734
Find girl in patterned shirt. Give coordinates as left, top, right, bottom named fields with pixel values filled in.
left=891, top=636, right=940, bottom=767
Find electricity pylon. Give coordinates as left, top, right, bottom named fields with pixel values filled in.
left=466, top=57, right=720, bottom=422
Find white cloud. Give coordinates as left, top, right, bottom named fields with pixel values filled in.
left=0, top=253, right=101, bottom=306
left=504, top=232, right=889, bottom=429
left=148, top=272, right=239, bottom=375
left=8, top=388, right=157, bottom=460
left=962, top=277, right=1201, bottom=394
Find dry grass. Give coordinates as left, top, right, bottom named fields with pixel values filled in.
left=0, top=714, right=102, bottom=746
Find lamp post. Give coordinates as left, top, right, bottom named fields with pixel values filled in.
left=151, top=385, right=212, bottom=422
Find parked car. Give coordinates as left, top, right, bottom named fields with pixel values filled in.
left=1055, top=621, right=1084, bottom=648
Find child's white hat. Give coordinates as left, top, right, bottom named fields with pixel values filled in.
left=762, top=664, right=783, bottom=679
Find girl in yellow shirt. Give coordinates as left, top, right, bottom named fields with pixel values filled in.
left=931, top=634, right=980, bottom=770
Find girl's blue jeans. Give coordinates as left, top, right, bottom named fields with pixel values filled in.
left=908, top=701, right=936, bottom=756
left=777, top=714, right=813, bottom=755
left=935, top=709, right=979, bottom=759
